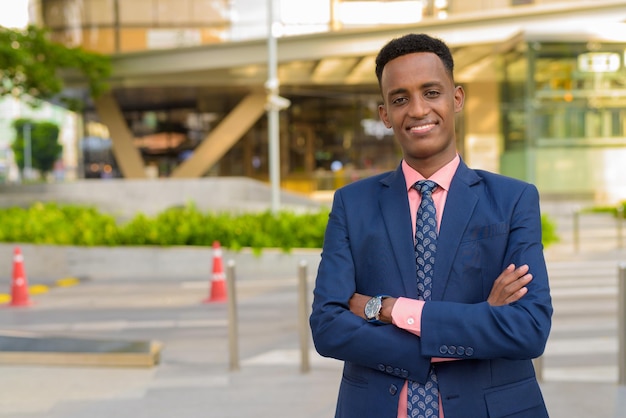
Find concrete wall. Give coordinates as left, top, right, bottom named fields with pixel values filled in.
left=0, top=243, right=322, bottom=283
left=0, top=177, right=324, bottom=218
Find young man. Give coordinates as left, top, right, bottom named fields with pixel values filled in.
left=310, top=33, right=552, bottom=418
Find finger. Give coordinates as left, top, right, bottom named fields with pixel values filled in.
left=505, top=273, right=533, bottom=293
left=504, top=274, right=533, bottom=302
left=502, top=264, right=516, bottom=276
left=513, top=264, right=530, bottom=276
left=506, top=286, right=528, bottom=304
left=498, top=265, right=530, bottom=288
left=500, top=277, right=532, bottom=302
left=493, top=264, right=517, bottom=286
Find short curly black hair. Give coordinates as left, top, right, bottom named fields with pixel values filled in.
left=375, top=33, right=454, bottom=84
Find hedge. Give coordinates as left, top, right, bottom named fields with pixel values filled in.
left=0, top=202, right=559, bottom=252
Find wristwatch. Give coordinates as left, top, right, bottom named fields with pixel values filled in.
left=364, top=295, right=388, bottom=324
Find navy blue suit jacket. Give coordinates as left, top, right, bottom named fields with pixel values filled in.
left=310, top=160, right=552, bottom=418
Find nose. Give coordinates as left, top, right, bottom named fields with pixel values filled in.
left=408, top=96, right=429, bottom=118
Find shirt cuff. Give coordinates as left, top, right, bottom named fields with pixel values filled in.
left=391, top=297, right=424, bottom=336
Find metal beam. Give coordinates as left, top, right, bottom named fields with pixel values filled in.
left=108, top=0, right=626, bottom=83
left=93, top=93, right=147, bottom=179
left=170, top=93, right=267, bottom=178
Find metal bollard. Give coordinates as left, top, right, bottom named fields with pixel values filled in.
left=617, top=263, right=626, bottom=386
left=617, top=206, right=624, bottom=249
left=298, top=260, right=311, bottom=373
left=573, top=210, right=580, bottom=253
left=226, top=259, right=240, bottom=371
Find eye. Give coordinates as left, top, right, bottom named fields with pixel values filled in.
left=425, top=90, right=441, bottom=98
left=391, top=97, right=408, bottom=105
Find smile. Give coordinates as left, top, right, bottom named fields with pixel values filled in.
left=408, top=123, right=436, bottom=134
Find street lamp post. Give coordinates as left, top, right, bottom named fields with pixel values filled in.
left=23, top=122, right=32, bottom=181
left=266, top=0, right=290, bottom=214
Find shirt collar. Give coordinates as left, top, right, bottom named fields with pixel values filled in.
left=402, top=154, right=460, bottom=193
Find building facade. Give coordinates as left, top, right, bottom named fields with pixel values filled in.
left=33, top=0, right=626, bottom=203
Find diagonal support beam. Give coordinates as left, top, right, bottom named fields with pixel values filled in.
left=93, top=92, right=147, bottom=179
left=171, top=92, right=267, bottom=178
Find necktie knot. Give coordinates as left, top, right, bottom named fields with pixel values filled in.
left=414, top=180, right=438, bottom=196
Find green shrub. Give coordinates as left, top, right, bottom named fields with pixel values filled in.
left=0, top=202, right=330, bottom=251
left=0, top=202, right=559, bottom=251
left=0, top=202, right=119, bottom=245
left=581, top=201, right=626, bottom=218
left=541, top=214, right=559, bottom=248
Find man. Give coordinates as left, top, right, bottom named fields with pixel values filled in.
left=309, top=33, right=552, bottom=418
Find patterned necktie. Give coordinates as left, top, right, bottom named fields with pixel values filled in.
left=408, top=179, right=439, bottom=418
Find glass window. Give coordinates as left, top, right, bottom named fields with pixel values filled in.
left=502, top=41, right=626, bottom=151
left=500, top=46, right=528, bottom=151
left=532, top=42, right=626, bottom=145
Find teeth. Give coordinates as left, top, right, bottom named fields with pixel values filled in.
left=409, top=124, right=434, bottom=133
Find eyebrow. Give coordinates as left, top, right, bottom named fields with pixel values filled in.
left=387, top=87, right=409, bottom=98
left=387, top=82, right=445, bottom=98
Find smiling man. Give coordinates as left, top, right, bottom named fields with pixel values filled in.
left=310, top=33, right=552, bottom=418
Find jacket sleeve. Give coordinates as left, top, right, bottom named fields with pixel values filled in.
left=309, top=187, right=433, bottom=384
left=420, top=184, right=553, bottom=360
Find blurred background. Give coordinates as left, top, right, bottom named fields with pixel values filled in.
left=1, top=5, right=626, bottom=417
left=0, top=0, right=625, bottom=206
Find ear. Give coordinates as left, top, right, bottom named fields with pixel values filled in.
left=378, top=103, right=391, bottom=128
left=454, top=86, right=465, bottom=113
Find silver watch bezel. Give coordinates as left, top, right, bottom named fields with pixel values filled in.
left=364, top=296, right=383, bottom=321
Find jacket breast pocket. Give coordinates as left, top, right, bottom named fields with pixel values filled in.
left=465, top=222, right=509, bottom=242
left=445, top=222, right=510, bottom=302
left=458, top=222, right=509, bottom=262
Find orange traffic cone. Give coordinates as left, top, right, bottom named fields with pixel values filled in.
left=10, top=247, right=32, bottom=307
left=204, top=241, right=227, bottom=303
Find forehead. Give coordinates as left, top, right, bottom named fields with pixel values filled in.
left=380, top=52, right=452, bottom=91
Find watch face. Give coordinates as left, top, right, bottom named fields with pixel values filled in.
left=364, top=296, right=382, bottom=320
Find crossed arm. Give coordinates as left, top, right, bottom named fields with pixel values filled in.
left=349, top=263, right=532, bottom=323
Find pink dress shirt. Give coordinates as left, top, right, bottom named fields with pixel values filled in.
left=391, top=155, right=461, bottom=418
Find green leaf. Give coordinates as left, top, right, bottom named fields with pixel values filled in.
left=0, top=25, right=111, bottom=110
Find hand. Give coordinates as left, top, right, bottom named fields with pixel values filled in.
left=487, top=264, right=532, bottom=306
left=349, top=293, right=370, bottom=319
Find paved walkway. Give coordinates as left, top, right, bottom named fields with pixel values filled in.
left=0, top=202, right=625, bottom=417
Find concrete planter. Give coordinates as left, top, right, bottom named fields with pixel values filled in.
left=0, top=178, right=327, bottom=285
left=0, top=330, right=162, bottom=368
left=0, top=243, right=321, bottom=283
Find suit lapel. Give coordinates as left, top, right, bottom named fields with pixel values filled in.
left=432, top=161, right=481, bottom=301
left=378, top=166, right=419, bottom=298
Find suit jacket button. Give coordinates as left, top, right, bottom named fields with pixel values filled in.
left=378, top=364, right=386, bottom=372
left=457, top=346, right=465, bottom=356
left=439, top=345, right=448, bottom=355
left=466, top=347, right=474, bottom=356
left=389, top=384, right=398, bottom=396
left=386, top=366, right=394, bottom=374
left=401, top=370, right=409, bottom=378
